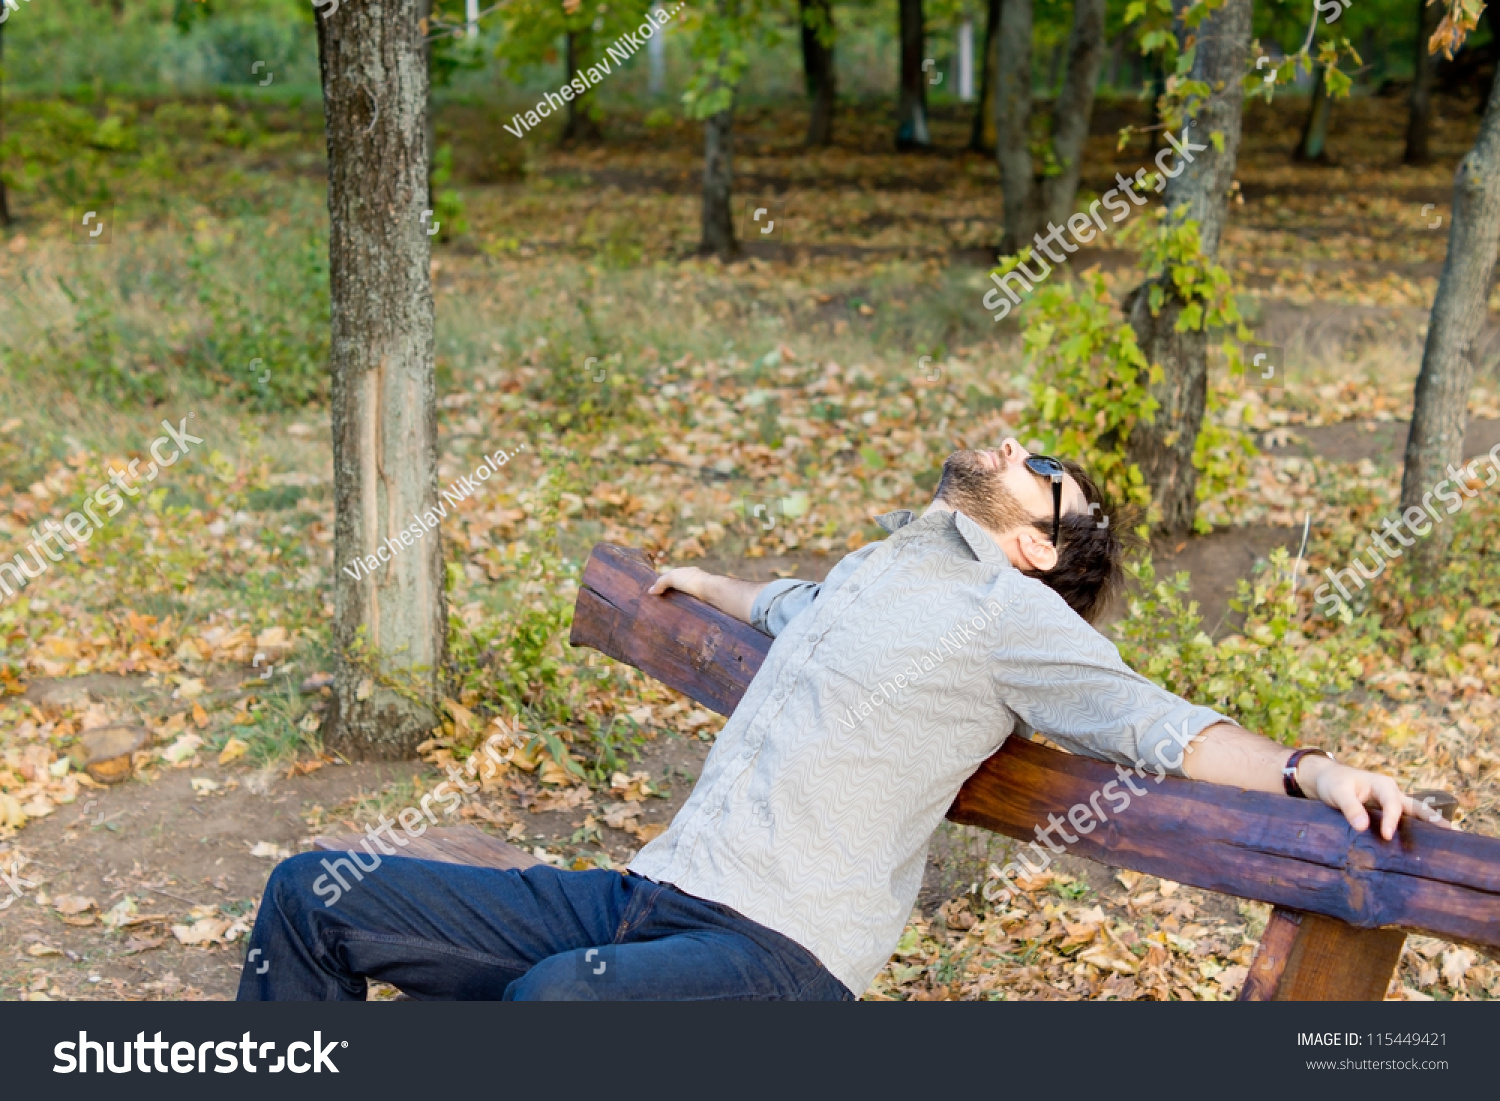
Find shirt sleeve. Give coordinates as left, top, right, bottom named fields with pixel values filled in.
left=750, top=578, right=822, bottom=637
left=987, top=582, right=1229, bottom=778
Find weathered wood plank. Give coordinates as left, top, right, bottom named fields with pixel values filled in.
left=570, top=542, right=1500, bottom=953
left=313, top=828, right=541, bottom=872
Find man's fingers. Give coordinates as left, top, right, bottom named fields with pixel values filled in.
left=1334, top=786, right=1370, bottom=833
left=1374, top=782, right=1405, bottom=841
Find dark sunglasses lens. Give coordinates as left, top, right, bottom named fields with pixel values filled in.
left=1027, top=456, right=1065, bottom=478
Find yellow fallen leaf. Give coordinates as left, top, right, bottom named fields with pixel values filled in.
left=217, top=737, right=249, bottom=765
left=27, top=943, right=62, bottom=957
left=175, top=678, right=205, bottom=700
left=0, top=792, right=25, bottom=828
left=192, top=702, right=210, bottom=729
left=171, top=917, right=232, bottom=946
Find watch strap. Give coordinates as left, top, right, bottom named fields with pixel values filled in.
left=1283, top=747, right=1332, bottom=798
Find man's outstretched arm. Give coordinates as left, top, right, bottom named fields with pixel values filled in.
left=648, top=568, right=769, bottom=625
left=1180, top=721, right=1452, bottom=840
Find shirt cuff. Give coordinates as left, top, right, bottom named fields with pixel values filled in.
left=1135, top=702, right=1230, bottom=779
left=750, top=578, right=818, bottom=637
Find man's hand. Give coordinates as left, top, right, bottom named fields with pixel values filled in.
left=1182, top=722, right=1457, bottom=838
left=648, top=567, right=768, bottom=626
left=648, top=567, right=707, bottom=601
left=1299, top=755, right=1456, bottom=839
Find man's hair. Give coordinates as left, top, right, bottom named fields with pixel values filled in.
left=1021, top=460, right=1137, bottom=624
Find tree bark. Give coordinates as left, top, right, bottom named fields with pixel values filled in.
left=316, top=0, right=446, bottom=760
left=1405, top=0, right=1440, bottom=164
left=1295, top=64, right=1333, bottom=162
left=700, top=102, right=736, bottom=257
left=994, top=0, right=1036, bottom=248
left=896, top=0, right=930, bottom=149
left=0, top=17, right=10, bottom=228
left=1038, top=0, right=1106, bottom=228
left=969, top=0, right=1000, bottom=152
left=996, top=0, right=1105, bottom=251
left=563, top=29, right=603, bottom=143
left=1399, top=67, right=1500, bottom=577
left=1124, top=0, right=1250, bottom=535
left=799, top=0, right=836, bottom=146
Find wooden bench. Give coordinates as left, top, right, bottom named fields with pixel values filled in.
left=321, top=542, right=1500, bottom=1000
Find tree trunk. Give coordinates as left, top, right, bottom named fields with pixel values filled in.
left=969, top=0, right=1001, bottom=152
left=996, top=0, right=1104, bottom=251
left=700, top=102, right=736, bottom=258
left=896, top=0, right=929, bottom=149
left=800, top=0, right=836, bottom=147
left=1295, top=64, right=1333, bottom=162
left=1037, top=0, right=1106, bottom=228
left=563, top=29, right=603, bottom=143
left=1405, top=0, right=1439, bottom=164
left=994, top=0, right=1037, bottom=248
left=0, top=17, right=9, bottom=228
left=315, top=0, right=446, bottom=760
left=1398, top=67, right=1500, bottom=577
left=1124, top=0, right=1250, bottom=535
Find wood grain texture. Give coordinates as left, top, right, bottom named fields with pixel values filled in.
left=314, top=828, right=541, bottom=872
left=571, top=542, right=1500, bottom=953
left=1239, top=909, right=1406, bottom=1001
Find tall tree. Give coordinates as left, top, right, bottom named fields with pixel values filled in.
left=800, top=0, right=836, bottom=146
left=969, top=0, right=1001, bottom=152
left=1294, top=63, right=1334, bottom=162
left=1405, top=0, right=1441, bottom=163
left=897, top=0, right=931, bottom=148
left=1399, top=59, right=1500, bottom=576
left=994, top=0, right=1107, bottom=251
left=0, top=15, right=9, bottom=228
left=687, top=0, right=751, bottom=258
left=315, top=0, right=446, bottom=759
left=1123, top=0, right=1251, bottom=534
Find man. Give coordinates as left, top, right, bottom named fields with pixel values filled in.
left=239, top=440, right=1450, bottom=1001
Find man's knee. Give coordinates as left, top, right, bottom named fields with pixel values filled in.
left=266, top=851, right=341, bottom=910
left=504, top=952, right=610, bottom=1001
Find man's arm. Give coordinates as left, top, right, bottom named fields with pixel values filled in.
left=1181, top=722, right=1452, bottom=840
left=648, top=567, right=768, bottom=625
left=988, top=589, right=1455, bottom=839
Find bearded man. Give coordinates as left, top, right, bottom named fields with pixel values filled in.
left=239, top=439, right=1450, bottom=1001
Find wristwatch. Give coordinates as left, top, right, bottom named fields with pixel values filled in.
left=1283, top=747, right=1332, bottom=798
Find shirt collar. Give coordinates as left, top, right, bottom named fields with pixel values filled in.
left=874, top=507, right=1010, bottom=568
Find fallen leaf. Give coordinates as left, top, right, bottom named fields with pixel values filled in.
left=161, top=733, right=204, bottom=765
left=249, top=841, right=291, bottom=860
left=171, top=917, right=233, bottom=946
left=217, top=737, right=249, bottom=765
left=26, top=942, right=62, bottom=957
left=52, top=894, right=97, bottom=916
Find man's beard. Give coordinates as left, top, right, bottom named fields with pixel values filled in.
left=937, top=450, right=1034, bottom=535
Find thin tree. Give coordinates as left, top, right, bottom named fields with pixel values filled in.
left=896, top=0, right=930, bottom=148
left=1399, top=49, right=1500, bottom=577
left=1294, top=63, right=1334, bottom=162
left=969, top=0, right=1001, bottom=153
left=800, top=0, right=836, bottom=146
left=1405, top=0, right=1441, bottom=163
left=0, top=15, right=10, bottom=228
left=563, top=28, right=604, bottom=143
left=994, top=0, right=1108, bottom=251
left=1123, top=0, right=1251, bottom=534
left=315, top=0, right=447, bottom=759
left=688, top=0, right=750, bottom=258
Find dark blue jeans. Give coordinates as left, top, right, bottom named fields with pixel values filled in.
left=237, top=852, right=855, bottom=1001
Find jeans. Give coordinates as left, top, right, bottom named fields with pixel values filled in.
left=237, top=852, right=856, bottom=1001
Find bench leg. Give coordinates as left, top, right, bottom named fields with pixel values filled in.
left=1238, top=907, right=1406, bottom=1000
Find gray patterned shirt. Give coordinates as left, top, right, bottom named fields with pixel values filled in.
left=629, top=507, right=1228, bottom=995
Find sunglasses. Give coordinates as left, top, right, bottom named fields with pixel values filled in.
left=1023, top=454, right=1066, bottom=547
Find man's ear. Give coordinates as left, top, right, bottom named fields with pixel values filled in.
left=1012, top=529, right=1059, bottom=573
